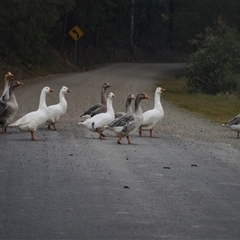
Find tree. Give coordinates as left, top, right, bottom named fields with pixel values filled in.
left=185, top=17, right=240, bottom=95
left=130, top=0, right=134, bottom=53
left=0, top=0, right=74, bottom=66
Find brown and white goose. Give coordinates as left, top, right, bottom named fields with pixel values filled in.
left=0, top=81, right=23, bottom=134
left=80, top=82, right=110, bottom=118
left=139, top=87, right=165, bottom=137
left=115, top=94, right=135, bottom=119
left=108, top=93, right=150, bottom=144
left=222, top=114, right=240, bottom=139
left=78, top=92, right=116, bottom=139
left=9, top=86, right=54, bottom=141
left=0, top=72, right=14, bottom=113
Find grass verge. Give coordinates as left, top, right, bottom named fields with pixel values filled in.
left=160, top=75, right=240, bottom=124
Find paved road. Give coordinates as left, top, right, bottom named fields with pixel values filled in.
left=1, top=63, right=240, bottom=239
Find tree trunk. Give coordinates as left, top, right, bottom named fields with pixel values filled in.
left=60, top=13, right=68, bottom=52
left=95, top=24, right=100, bottom=49
left=130, top=0, right=135, bottom=53
left=168, top=0, right=174, bottom=50
left=151, top=13, right=159, bottom=52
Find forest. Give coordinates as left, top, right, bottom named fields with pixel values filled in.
left=1, top=0, right=240, bottom=80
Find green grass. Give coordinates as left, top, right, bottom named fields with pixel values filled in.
left=160, top=77, right=240, bottom=124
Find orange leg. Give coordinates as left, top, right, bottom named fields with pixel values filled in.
left=2, top=127, right=8, bottom=134
left=127, top=136, right=136, bottom=145
left=150, top=129, right=157, bottom=138
left=101, top=132, right=106, bottom=137
left=52, top=123, right=58, bottom=131
left=98, top=132, right=106, bottom=139
left=31, top=131, right=39, bottom=141
left=117, top=137, right=123, bottom=144
left=48, top=124, right=58, bottom=131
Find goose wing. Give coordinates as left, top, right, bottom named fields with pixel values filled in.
left=1, top=89, right=10, bottom=103
left=0, top=101, right=7, bottom=115
left=226, top=114, right=240, bottom=125
left=81, top=103, right=106, bottom=118
left=109, top=114, right=135, bottom=128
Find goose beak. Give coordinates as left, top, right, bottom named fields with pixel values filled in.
left=49, top=88, right=54, bottom=92
left=144, top=94, right=150, bottom=99
left=17, top=81, right=23, bottom=85
left=161, top=88, right=165, bottom=92
left=67, top=89, right=72, bottom=93
left=112, top=93, right=116, bottom=98
left=6, top=72, right=14, bottom=78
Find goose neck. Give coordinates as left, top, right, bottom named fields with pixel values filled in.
left=135, top=98, right=143, bottom=115
left=154, top=93, right=161, bottom=108
left=38, top=91, right=47, bottom=109
left=101, top=88, right=107, bottom=105
left=59, top=91, right=66, bottom=102
left=125, top=98, right=132, bottom=112
left=106, top=97, right=114, bottom=114
left=4, top=78, right=9, bottom=91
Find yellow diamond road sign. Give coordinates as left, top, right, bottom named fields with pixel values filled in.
left=69, top=25, right=84, bottom=41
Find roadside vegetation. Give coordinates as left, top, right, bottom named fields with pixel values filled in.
left=185, top=17, right=240, bottom=95
left=160, top=17, right=240, bottom=124
left=161, top=69, right=240, bottom=124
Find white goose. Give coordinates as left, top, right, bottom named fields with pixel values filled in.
left=139, top=87, right=165, bottom=138
left=0, top=81, right=23, bottom=134
left=9, top=86, right=54, bottom=141
left=78, top=92, right=116, bottom=139
left=80, top=82, right=110, bottom=118
left=115, top=94, right=135, bottom=119
left=222, top=114, right=240, bottom=139
left=46, top=86, right=71, bottom=131
left=108, top=93, right=150, bottom=144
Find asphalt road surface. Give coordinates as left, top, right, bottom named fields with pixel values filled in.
left=1, top=63, right=240, bottom=239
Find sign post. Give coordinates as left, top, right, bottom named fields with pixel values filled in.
left=68, top=25, right=84, bottom=66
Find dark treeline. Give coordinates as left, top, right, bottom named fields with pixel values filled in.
left=1, top=0, right=240, bottom=71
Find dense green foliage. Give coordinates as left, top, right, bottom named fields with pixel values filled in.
left=0, top=0, right=75, bottom=66
left=1, top=0, right=240, bottom=74
left=185, top=18, right=240, bottom=95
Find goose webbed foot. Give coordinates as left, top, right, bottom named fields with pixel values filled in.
left=149, top=130, right=158, bottom=138
left=52, top=123, right=58, bottom=131
left=117, top=137, right=123, bottom=144
left=127, top=136, right=136, bottom=145
left=48, top=124, right=59, bottom=131
left=99, top=132, right=106, bottom=140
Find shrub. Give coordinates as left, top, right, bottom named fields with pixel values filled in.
left=185, top=17, right=240, bottom=95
